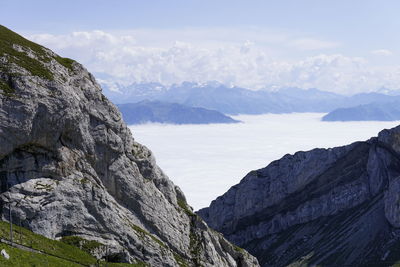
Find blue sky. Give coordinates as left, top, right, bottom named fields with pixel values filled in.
left=2, top=0, right=400, bottom=93
left=4, top=0, right=399, bottom=46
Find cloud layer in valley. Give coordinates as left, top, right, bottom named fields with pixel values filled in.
left=29, top=28, right=400, bottom=94
left=130, top=113, right=400, bottom=209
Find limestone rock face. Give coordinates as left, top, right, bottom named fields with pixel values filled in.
left=198, top=127, right=400, bottom=266
left=0, top=25, right=259, bottom=267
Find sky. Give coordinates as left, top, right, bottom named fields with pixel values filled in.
left=2, top=0, right=400, bottom=93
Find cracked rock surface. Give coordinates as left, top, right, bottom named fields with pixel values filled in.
left=198, top=126, right=400, bottom=266
left=0, top=25, right=259, bottom=267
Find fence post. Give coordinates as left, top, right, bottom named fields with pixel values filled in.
left=8, top=183, right=13, bottom=244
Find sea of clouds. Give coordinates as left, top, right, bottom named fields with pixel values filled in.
left=28, top=29, right=400, bottom=94
left=130, top=113, right=400, bottom=210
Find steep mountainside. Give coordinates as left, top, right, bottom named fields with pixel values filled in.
left=323, top=101, right=400, bottom=121
left=117, top=100, right=239, bottom=125
left=198, top=126, right=400, bottom=266
left=0, top=25, right=258, bottom=266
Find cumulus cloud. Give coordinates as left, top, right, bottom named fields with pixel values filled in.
left=28, top=30, right=400, bottom=94
left=371, top=49, right=393, bottom=56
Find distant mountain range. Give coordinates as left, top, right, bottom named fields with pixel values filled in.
left=117, top=100, right=239, bottom=124
left=101, top=81, right=400, bottom=116
left=323, top=101, right=400, bottom=121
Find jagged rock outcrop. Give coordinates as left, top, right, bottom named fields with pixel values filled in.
left=198, top=127, right=400, bottom=266
left=0, top=25, right=259, bottom=266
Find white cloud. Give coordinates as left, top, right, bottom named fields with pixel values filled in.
left=371, top=49, right=393, bottom=56
left=32, top=30, right=136, bottom=49
left=28, top=30, right=400, bottom=94
left=131, top=113, right=400, bottom=209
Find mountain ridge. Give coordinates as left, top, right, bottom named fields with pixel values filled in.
left=198, top=126, right=400, bottom=266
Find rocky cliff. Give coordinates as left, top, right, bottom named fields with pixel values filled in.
left=198, top=127, right=400, bottom=266
left=0, top=25, right=259, bottom=266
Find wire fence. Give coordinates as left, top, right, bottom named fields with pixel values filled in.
left=0, top=237, right=104, bottom=267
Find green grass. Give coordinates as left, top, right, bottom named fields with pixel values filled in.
left=60, top=236, right=104, bottom=255
left=130, top=224, right=166, bottom=248
left=0, top=221, right=148, bottom=266
left=0, top=242, right=147, bottom=267
left=0, top=243, right=82, bottom=267
left=232, top=244, right=245, bottom=253
left=103, top=263, right=148, bottom=267
left=0, top=79, right=14, bottom=96
left=177, top=198, right=195, bottom=217
left=79, top=178, right=90, bottom=185
left=189, top=231, right=202, bottom=266
left=34, top=181, right=54, bottom=191
left=176, top=198, right=204, bottom=265
left=173, top=252, right=189, bottom=267
left=0, top=221, right=96, bottom=265
left=0, top=25, right=75, bottom=80
left=54, top=56, right=75, bottom=71
left=0, top=25, right=54, bottom=80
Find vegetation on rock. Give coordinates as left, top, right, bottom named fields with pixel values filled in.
left=0, top=221, right=147, bottom=266
left=0, top=25, right=74, bottom=81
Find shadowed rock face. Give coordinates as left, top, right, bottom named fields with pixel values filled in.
left=0, top=25, right=259, bottom=267
left=198, top=127, right=400, bottom=266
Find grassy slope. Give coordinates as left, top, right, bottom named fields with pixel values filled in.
left=0, top=24, right=74, bottom=81
left=0, top=221, right=146, bottom=266
left=0, top=243, right=82, bottom=267
left=0, top=243, right=146, bottom=267
left=0, top=221, right=96, bottom=265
